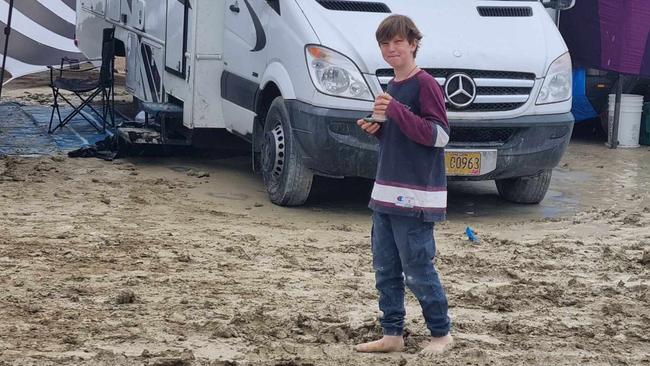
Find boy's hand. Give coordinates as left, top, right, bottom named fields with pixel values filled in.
left=357, top=119, right=381, bottom=135
left=373, top=93, right=393, bottom=119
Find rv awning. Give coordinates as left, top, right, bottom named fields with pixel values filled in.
left=1, top=0, right=84, bottom=81
left=560, top=0, right=650, bottom=78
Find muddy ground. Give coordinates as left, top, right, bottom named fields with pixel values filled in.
left=1, top=75, right=649, bottom=365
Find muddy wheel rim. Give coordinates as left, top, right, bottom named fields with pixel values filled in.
left=261, top=122, right=285, bottom=178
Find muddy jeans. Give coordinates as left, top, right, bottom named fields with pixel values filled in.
left=371, top=211, right=451, bottom=337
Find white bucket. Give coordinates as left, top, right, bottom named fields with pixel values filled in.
left=608, top=94, right=645, bottom=148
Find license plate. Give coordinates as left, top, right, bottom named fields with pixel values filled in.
left=445, top=152, right=481, bottom=176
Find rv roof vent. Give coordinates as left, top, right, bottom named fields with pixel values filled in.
left=477, top=6, right=533, bottom=17
left=315, top=0, right=391, bottom=13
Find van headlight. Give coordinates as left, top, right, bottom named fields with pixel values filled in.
left=305, top=45, right=373, bottom=101
left=536, top=52, right=572, bottom=105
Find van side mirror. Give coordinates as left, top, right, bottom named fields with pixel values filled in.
left=541, top=0, right=575, bottom=10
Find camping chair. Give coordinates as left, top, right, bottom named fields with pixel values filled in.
left=48, top=28, right=116, bottom=134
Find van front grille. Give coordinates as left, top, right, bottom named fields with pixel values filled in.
left=376, top=69, right=536, bottom=112
left=460, top=103, right=527, bottom=112
left=375, top=69, right=535, bottom=80
left=476, top=87, right=532, bottom=95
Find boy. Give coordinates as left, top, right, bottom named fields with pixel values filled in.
left=355, top=14, right=453, bottom=356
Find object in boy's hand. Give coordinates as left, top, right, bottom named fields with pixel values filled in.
left=363, top=117, right=386, bottom=124
left=371, top=93, right=390, bottom=122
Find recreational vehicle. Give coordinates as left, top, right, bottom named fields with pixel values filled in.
left=76, top=0, right=575, bottom=206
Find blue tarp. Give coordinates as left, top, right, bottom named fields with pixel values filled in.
left=571, top=68, right=598, bottom=122
left=0, top=102, right=113, bottom=156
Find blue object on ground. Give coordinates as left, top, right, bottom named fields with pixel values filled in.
left=465, top=226, right=479, bottom=243
left=571, top=68, right=598, bottom=123
left=0, top=102, right=115, bottom=156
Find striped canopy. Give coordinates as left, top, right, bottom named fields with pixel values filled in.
left=1, top=0, right=84, bottom=80
left=560, top=0, right=650, bottom=78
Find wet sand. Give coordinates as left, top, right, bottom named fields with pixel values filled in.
left=1, top=137, right=649, bottom=365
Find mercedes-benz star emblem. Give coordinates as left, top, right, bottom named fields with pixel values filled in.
left=445, top=73, right=476, bottom=109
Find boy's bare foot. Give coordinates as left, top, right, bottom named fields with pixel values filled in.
left=354, top=335, right=405, bottom=353
left=420, top=334, right=453, bottom=356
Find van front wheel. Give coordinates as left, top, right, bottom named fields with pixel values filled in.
left=495, top=169, right=552, bottom=204
left=261, top=97, right=313, bottom=206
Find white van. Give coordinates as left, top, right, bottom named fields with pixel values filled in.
left=76, top=0, right=575, bottom=206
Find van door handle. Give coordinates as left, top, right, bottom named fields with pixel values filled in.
left=229, top=4, right=240, bottom=13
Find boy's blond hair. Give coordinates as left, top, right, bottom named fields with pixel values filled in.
left=375, top=15, right=423, bottom=58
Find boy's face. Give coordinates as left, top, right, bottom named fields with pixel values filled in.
left=379, top=36, right=417, bottom=69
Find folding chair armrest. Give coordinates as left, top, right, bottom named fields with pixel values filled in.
left=50, top=61, right=100, bottom=81
left=61, top=66, right=101, bottom=73
left=46, top=59, right=67, bottom=79
left=55, top=57, right=100, bottom=70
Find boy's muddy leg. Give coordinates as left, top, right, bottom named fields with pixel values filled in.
left=355, top=212, right=406, bottom=353
left=393, top=217, right=450, bottom=327
left=390, top=216, right=453, bottom=354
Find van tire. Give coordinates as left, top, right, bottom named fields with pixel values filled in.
left=495, top=169, right=552, bottom=204
left=261, top=97, right=313, bottom=206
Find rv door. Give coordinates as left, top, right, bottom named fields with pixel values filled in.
left=165, top=0, right=190, bottom=78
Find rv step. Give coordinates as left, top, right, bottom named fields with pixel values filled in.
left=117, top=126, right=189, bottom=146
left=141, top=102, right=183, bottom=118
